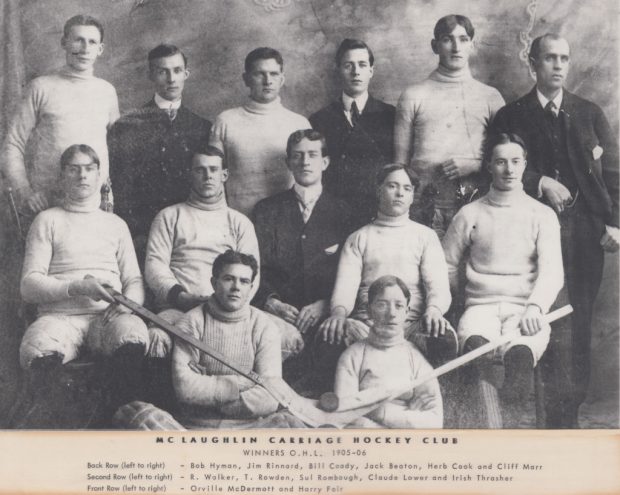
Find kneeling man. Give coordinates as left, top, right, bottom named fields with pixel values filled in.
left=19, top=144, right=149, bottom=403
left=442, top=133, right=563, bottom=426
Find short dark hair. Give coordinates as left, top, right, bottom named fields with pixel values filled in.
left=286, top=129, right=328, bottom=158
left=484, top=133, right=528, bottom=163
left=368, top=275, right=411, bottom=306
left=148, top=44, right=188, bottom=70
left=212, top=250, right=259, bottom=282
left=60, top=144, right=100, bottom=170
left=244, top=47, right=283, bottom=73
left=63, top=15, right=104, bottom=42
left=376, top=164, right=419, bottom=189
left=529, top=33, right=565, bottom=61
left=433, top=15, right=474, bottom=40
left=335, top=39, right=374, bottom=67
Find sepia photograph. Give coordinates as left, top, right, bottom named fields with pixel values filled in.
left=0, top=0, right=618, bottom=493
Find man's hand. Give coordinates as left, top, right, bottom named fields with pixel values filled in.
left=439, top=158, right=481, bottom=181
left=601, top=225, right=620, bottom=253
left=540, top=176, right=572, bottom=214
left=264, top=297, right=299, bottom=325
left=176, top=291, right=208, bottom=312
left=318, top=306, right=348, bottom=345
left=296, top=299, right=328, bottom=334
left=520, top=304, right=544, bottom=336
left=21, top=189, right=49, bottom=214
left=101, top=303, right=131, bottom=326
left=68, top=278, right=115, bottom=303
left=423, top=306, right=449, bottom=338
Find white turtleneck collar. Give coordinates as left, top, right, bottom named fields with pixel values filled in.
left=60, top=65, right=95, bottom=80
left=367, top=323, right=407, bottom=349
left=430, top=64, right=473, bottom=83
left=63, top=191, right=102, bottom=213
left=485, top=184, right=526, bottom=207
left=374, top=211, right=410, bottom=227
left=244, top=96, right=283, bottom=115
left=186, top=188, right=227, bottom=211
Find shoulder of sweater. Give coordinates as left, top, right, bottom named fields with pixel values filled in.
left=248, top=306, right=279, bottom=337
left=279, top=106, right=311, bottom=123
left=213, top=106, right=245, bottom=122
left=226, top=206, right=254, bottom=226
left=399, top=79, right=435, bottom=101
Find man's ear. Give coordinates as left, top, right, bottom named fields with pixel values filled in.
left=210, top=277, right=216, bottom=292
left=221, top=168, right=229, bottom=183
left=185, top=67, right=191, bottom=79
left=322, top=155, right=330, bottom=171
left=431, top=39, right=438, bottom=55
left=97, top=42, right=105, bottom=57
left=242, top=72, right=250, bottom=88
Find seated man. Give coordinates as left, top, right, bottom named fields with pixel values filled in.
left=19, top=144, right=149, bottom=405
left=114, top=250, right=305, bottom=429
left=319, top=164, right=455, bottom=379
left=252, top=129, right=355, bottom=374
left=144, top=145, right=301, bottom=360
left=335, top=275, right=442, bottom=429
left=442, top=133, right=563, bottom=427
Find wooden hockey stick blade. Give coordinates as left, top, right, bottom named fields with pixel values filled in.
left=104, top=288, right=382, bottom=428
left=323, top=305, right=573, bottom=413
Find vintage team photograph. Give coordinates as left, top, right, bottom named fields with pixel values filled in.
left=0, top=0, right=617, bottom=433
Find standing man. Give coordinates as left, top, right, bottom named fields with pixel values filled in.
left=108, top=44, right=211, bottom=263
left=491, top=34, right=619, bottom=426
left=2, top=15, right=119, bottom=215
left=309, top=39, right=395, bottom=224
left=394, top=15, right=504, bottom=237
left=209, top=47, right=310, bottom=216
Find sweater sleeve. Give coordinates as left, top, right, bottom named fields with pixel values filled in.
left=144, top=208, right=182, bottom=304
left=2, top=80, right=40, bottom=192
left=330, top=230, right=364, bottom=315
left=333, top=344, right=362, bottom=398
left=107, top=87, right=120, bottom=129
left=20, top=212, right=72, bottom=303
left=420, top=229, right=451, bottom=313
left=234, top=214, right=261, bottom=301
left=116, top=219, right=145, bottom=304
left=393, top=88, right=415, bottom=166
left=487, top=88, right=506, bottom=124
left=442, top=210, right=471, bottom=294
left=208, top=114, right=227, bottom=155
left=527, top=207, right=564, bottom=313
left=171, top=308, right=241, bottom=408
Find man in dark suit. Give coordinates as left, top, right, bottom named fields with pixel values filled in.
left=252, top=129, right=355, bottom=385
left=108, top=44, right=212, bottom=264
left=309, top=39, right=394, bottom=225
left=492, top=33, right=619, bottom=427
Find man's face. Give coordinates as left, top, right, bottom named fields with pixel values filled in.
left=488, top=142, right=526, bottom=192
left=369, top=285, right=408, bottom=329
left=243, top=58, right=284, bottom=104
left=287, top=138, right=329, bottom=188
left=61, top=151, right=101, bottom=200
left=531, top=37, right=570, bottom=95
left=62, top=25, right=104, bottom=72
left=149, top=53, right=189, bottom=102
left=211, top=263, right=254, bottom=312
left=432, top=24, right=473, bottom=72
left=338, top=48, right=374, bottom=98
left=377, top=169, right=414, bottom=217
left=191, top=154, right=228, bottom=201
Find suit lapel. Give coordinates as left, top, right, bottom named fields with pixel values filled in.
left=283, top=188, right=305, bottom=228
left=523, top=88, right=553, bottom=139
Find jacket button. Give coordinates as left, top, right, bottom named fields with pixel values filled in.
left=341, top=154, right=346, bottom=160
left=301, top=234, right=306, bottom=240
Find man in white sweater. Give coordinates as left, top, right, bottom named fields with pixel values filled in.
left=144, top=146, right=302, bottom=360
left=442, top=133, right=563, bottom=426
left=393, top=14, right=504, bottom=238
left=2, top=15, right=119, bottom=216
left=209, top=47, right=310, bottom=216
left=19, top=144, right=149, bottom=405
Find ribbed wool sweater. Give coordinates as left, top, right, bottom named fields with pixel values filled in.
left=209, top=97, right=310, bottom=215
left=442, top=185, right=563, bottom=312
left=172, top=297, right=281, bottom=419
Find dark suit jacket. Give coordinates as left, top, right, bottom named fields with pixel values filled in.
left=251, top=188, right=355, bottom=309
left=309, top=95, right=395, bottom=224
left=492, top=88, right=618, bottom=227
left=108, top=100, right=212, bottom=238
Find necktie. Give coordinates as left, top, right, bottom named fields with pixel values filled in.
left=298, top=199, right=311, bottom=223
left=545, top=100, right=558, bottom=120
left=167, top=105, right=177, bottom=121
left=350, top=100, right=361, bottom=127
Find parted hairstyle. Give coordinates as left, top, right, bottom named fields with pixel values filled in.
left=286, top=129, right=328, bottom=158
left=529, top=33, right=565, bottom=61
left=63, top=15, right=104, bottom=42
left=376, top=164, right=420, bottom=189
left=368, top=275, right=411, bottom=306
left=60, top=144, right=100, bottom=170
left=148, top=44, right=188, bottom=69
left=483, top=132, right=528, bottom=163
left=335, top=39, right=375, bottom=67
left=433, top=14, right=474, bottom=40
left=244, top=47, right=283, bottom=73
left=212, top=250, right=259, bottom=282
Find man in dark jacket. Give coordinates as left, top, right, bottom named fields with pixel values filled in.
left=108, top=44, right=211, bottom=264
left=309, top=39, right=394, bottom=225
left=491, top=33, right=619, bottom=427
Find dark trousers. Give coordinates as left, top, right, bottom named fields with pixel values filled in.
left=542, top=197, right=605, bottom=427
